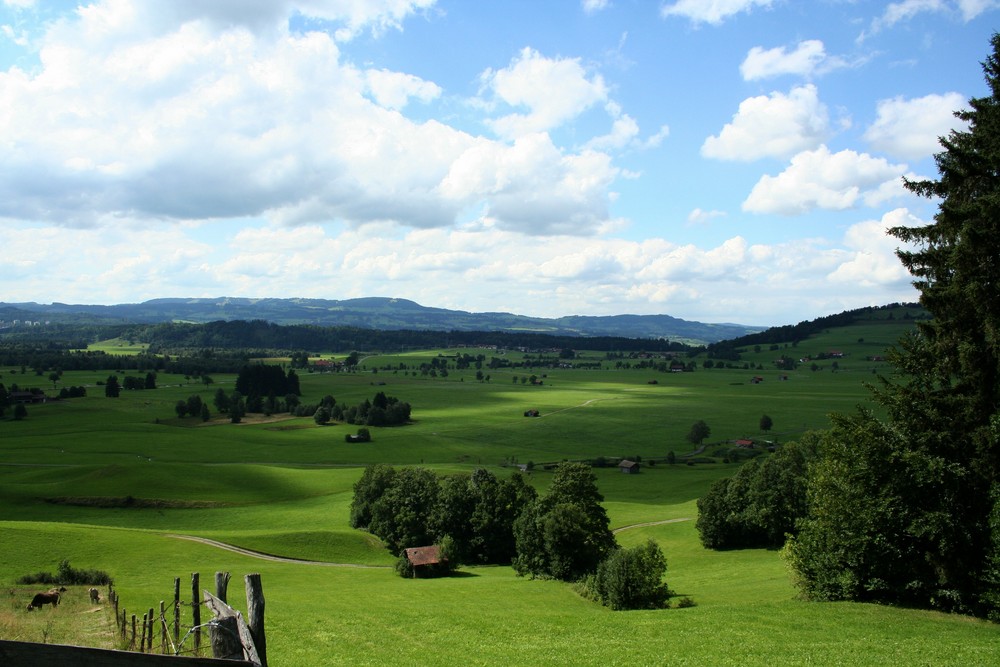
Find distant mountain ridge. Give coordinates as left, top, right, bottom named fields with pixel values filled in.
left=0, top=297, right=764, bottom=345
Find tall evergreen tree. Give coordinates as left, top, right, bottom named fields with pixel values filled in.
left=786, top=34, right=1000, bottom=616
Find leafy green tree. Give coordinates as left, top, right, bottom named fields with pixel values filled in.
left=686, top=420, right=710, bottom=447
left=174, top=400, right=188, bottom=418
left=14, top=402, right=27, bottom=421
left=787, top=34, right=1000, bottom=617
left=513, top=462, right=616, bottom=580
left=368, top=467, right=439, bottom=553
left=104, top=375, right=120, bottom=398
left=759, top=414, right=773, bottom=433
left=200, top=403, right=211, bottom=422
left=429, top=475, right=478, bottom=564
left=350, top=464, right=397, bottom=530
left=469, top=470, right=537, bottom=564
left=313, top=406, right=331, bottom=425
left=698, top=438, right=816, bottom=549
left=587, top=540, right=670, bottom=610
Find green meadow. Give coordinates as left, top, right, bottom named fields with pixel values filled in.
left=2, top=318, right=999, bottom=665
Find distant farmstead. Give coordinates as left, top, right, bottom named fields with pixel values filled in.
left=618, top=460, right=640, bottom=474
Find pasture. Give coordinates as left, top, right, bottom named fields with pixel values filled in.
left=2, top=319, right=999, bottom=664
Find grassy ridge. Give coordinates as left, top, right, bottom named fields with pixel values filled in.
left=3, top=315, right=999, bottom=664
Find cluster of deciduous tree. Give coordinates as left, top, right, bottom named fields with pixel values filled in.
left=696, top=438, right=816, bottom=550
left=175, top=394, right=210, bottom=421
left=121, top=373, right=157, bottom=390
left=315, top=391, right=411, bottom=427
left=57, top=385, right=86, bottom=399
left=351, top=461, right=672, bottom=610
left=349, top=465, right=537, bottom=565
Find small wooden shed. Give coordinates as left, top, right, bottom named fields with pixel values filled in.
left=618, top=459, right=640, bottom=474
left=403, top=545, right=449, bottom=578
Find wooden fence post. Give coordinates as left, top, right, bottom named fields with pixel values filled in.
left=173, top=577, right=181, bottom=650
left=215, top=571, right=230, bottom=603
left=245, top=573, right=267, bottom=667
left=160, top=600, right=167, bottom=653
left=205, top=593, right=242, bottom=661
left=147, top=607, right=155, bottom=652
left=192, top=572, right=201, bottom=652
left=136, top=613, right=143, bottom=651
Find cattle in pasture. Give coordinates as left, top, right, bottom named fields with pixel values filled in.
left=26, top=591, right=60, bottom=610
left=89, top=587, right=100, bottom=603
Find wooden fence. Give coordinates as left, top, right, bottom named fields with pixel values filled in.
left=3, top=571, right=266, bottom=666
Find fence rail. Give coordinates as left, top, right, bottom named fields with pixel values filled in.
left=14, top=571, right=267, bottom=666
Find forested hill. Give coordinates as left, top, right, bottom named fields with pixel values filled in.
left=0, top=297, right=762, bottom=345
left=705, top=303, right=926, bottom=358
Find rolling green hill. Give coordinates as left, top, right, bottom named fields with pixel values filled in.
left=5, top=304, right=997, bottom=665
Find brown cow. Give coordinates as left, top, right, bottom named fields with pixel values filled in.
left=89, top=587, right=100, bottom=603
left=26, top=591, right=60, bottom=611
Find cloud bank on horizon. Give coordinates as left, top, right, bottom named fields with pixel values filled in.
left=0, top=0, right=995, bottom=326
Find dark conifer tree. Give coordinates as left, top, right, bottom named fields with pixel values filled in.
left=787, top=34, right=1000, bottom=617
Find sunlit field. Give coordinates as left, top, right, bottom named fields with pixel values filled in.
left=3, top=319, right=998, bottom=664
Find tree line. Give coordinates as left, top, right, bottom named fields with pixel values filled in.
left=119, top=320, right=691, bottom=355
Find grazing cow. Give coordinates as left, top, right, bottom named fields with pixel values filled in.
left=26, top=591, right=60, bottom=611
left=89, top=587, right=100, bottom=603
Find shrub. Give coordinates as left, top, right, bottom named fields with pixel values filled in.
left=17, top=559, right=113, bottom=586
left=584, top=540, right=671, bottom=610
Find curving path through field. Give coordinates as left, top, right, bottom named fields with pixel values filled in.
left=612, top=517, right=691, bottom=534
left=165, top=534, right=390, bottom=568
left=540, top=397, right=614, bottom=417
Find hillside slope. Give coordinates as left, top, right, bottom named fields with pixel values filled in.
left=0, top=297, right=763, bottom=345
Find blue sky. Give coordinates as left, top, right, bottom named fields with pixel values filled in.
left=0, top=0, right=996, bottom=326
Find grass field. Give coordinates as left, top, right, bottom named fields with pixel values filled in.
left=2, top=316, right=999, bottom=665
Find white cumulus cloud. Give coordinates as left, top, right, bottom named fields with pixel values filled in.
left=828, top=208, right=924, bottom=286
left=365, top=68, right=441, bottom=109
left=742, top=145, right=910, bottom=215
left=661, top=0, right=773, bottom=25
left=702, top=85, right=829, bottom=161
left=0, top=2, right=624, bottom=237
left=740, top=40, right=829, bottom=80
left=479, top=47, right=608, bottom=140
left=864, top=92, right=968, bottom=160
